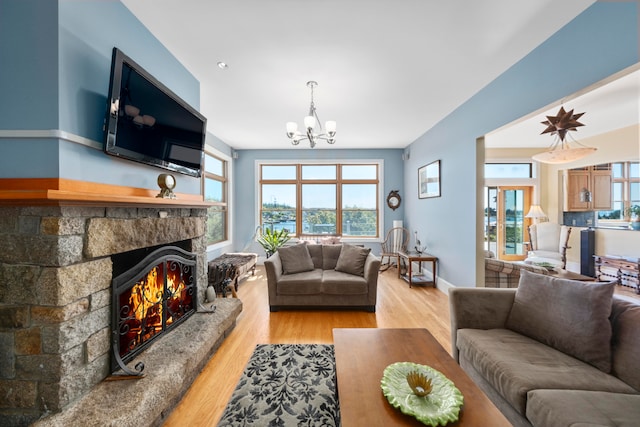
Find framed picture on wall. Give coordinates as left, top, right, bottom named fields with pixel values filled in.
left=418, top=160, right=441, bottom=199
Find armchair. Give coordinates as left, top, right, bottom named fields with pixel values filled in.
left=524, top=222, right=571, bottom=269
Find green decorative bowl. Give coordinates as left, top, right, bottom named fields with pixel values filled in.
left=380, top=362, right=464, bottom=426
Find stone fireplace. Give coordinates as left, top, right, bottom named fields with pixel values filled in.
left=0, top=204, right=226, bottom=426
left=111, top=244, right=197, bottom=374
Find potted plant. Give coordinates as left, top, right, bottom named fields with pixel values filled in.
left=257, top=228, right=291, bottom=257
left=625, top=205, right=640, bottom=230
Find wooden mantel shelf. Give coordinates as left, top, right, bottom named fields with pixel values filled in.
left=0, top=178, right=214, bottom=208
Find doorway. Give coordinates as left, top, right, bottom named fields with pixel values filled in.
left=484, top=186, right=532, bottom=260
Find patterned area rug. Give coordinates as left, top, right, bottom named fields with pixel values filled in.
left=217, top=344, right=340, bottom=426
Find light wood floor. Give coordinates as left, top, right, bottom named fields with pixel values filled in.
left=163, top=266, right=451, bottom=426
left=163, top=267, right=639, bottom=426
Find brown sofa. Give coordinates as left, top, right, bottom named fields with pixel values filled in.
left=450, top=270, right=640, bottom=427
left=264, top=243, right=380, bottom=312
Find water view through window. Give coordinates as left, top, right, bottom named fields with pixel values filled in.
left=260, top=163, right=379, bottom=237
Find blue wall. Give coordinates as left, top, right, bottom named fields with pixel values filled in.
left=0, top=0, right=219, bottom=195
left=405, top=2, right=639, bottom=288
left=232, top=148, right=404, bottom=252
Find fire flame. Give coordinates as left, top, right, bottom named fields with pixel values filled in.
left=119, top=261, right=192, bottom=357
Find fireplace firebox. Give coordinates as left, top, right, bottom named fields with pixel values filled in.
left=111, top=246, right=197, bottom=374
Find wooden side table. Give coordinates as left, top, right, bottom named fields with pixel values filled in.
left=398, top=251, right=438, bottom=288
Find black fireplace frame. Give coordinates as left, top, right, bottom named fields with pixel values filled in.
left=111, top=245, right=197, bottom=374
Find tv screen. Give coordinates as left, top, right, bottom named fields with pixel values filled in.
left=104, top=48, right=206, bottom=177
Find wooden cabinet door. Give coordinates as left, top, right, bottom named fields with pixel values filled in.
left=592, top=171, right=612, bottom=210
left=567, top=170, right=591, bottom=211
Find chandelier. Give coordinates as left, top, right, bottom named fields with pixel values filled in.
left=286, top=81, right=336, bottom=148
left=532, top=106, right=596, bottom=164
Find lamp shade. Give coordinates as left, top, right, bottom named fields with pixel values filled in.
left=304, top=115, right=316, bottom=129
left=525, top=205, right=547, bottom=219
left=325, top=120, right=336, bottom=135
left=532, top=147, right=597, bottom=164
left=286, top=122, right=298, bottom=136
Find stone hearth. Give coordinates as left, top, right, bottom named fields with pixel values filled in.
left=32, top=298, right=241, bottom=427
left=0, top=205, right=236, bottom=426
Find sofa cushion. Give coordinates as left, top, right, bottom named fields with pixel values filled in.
left=457, top=328, right=637, bottom=416
left=306, top=244, right=324, bottom=269
left=278, top=244, right=315, bottom=274
left=276, top=269, right=323, bottom=295
left=322, top=244, right=342, bottom=270
left=610, top=297, right=640, bottom=390
left=335, top=244, right=371, bottom=277
left=506, top=270, right=615, bottom=372
left=526, top=389, right=640, bottom=427
left=322, top=270, right=368, bottom=295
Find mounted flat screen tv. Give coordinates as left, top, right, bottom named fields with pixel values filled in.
left=104, top=47, right=206, bottom=177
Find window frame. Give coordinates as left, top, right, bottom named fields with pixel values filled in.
left=203, top=148, right=231, bottom=249
left=257, top=160, right=384, bottom=241
left=597, top=161, right=640, bottom=227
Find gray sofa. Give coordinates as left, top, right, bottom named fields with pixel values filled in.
left=450, top=270, right=640, bottom=427
left=265, top=243, right=380, bottom=312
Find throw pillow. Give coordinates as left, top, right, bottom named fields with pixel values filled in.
left=334, top=244, right=371, bottom=277
left=506, top=269, right=615, bottom=372
left=277, top=244, right=315, bottom=274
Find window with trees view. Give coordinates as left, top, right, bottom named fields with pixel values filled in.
left=204, top=153, right=228, bottom=245
left=260, top=163, right=380, bottom=238
left=597, top=161, right=640, bottom=224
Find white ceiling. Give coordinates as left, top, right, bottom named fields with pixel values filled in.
left=121, top=0, right=598, bottom=150
left=486, top=66, right=640, bottom=149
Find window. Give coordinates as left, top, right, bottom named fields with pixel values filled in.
left=484, top=163, right=532, bottom=179
left=259, top=163, right=380, bottom=238
left=597, top=161, right=640, bottom=225
left=204, top=153, right=228, bottom=244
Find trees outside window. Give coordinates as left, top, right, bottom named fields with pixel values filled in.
left=260, top=163, right=380, bottom=238
left=204, top=153, right=228, bottom=244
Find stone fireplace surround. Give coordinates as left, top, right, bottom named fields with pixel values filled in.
left=0, top=205, right=241, bottom=426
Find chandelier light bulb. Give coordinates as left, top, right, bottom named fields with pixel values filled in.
left=304, top=115, right=316, bottom=130
left=286, top=122, right=298, bottom=138
left=325, top=120, right=336, bottom=136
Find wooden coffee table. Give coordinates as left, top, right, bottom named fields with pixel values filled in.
left=547, top=269, right=596, bottom=281
left=333, top=328, right=510, bottom=426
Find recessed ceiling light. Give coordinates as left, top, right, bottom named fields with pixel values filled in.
left=217, top=61, right=228, bottom=70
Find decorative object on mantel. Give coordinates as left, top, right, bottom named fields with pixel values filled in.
left=525, top=205, right=548, bottom=223
left=532, top=106, right=596, bottom=164
left=380, top=361, right=464, bottom=426
left=386, top=190, right=401, bottom=210
left=286, top=81, right=336, bottom=148
left=156, top=173, right=177, bottom=199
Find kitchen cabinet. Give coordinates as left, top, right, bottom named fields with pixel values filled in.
left=565, top=164, right=612, bottom=212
